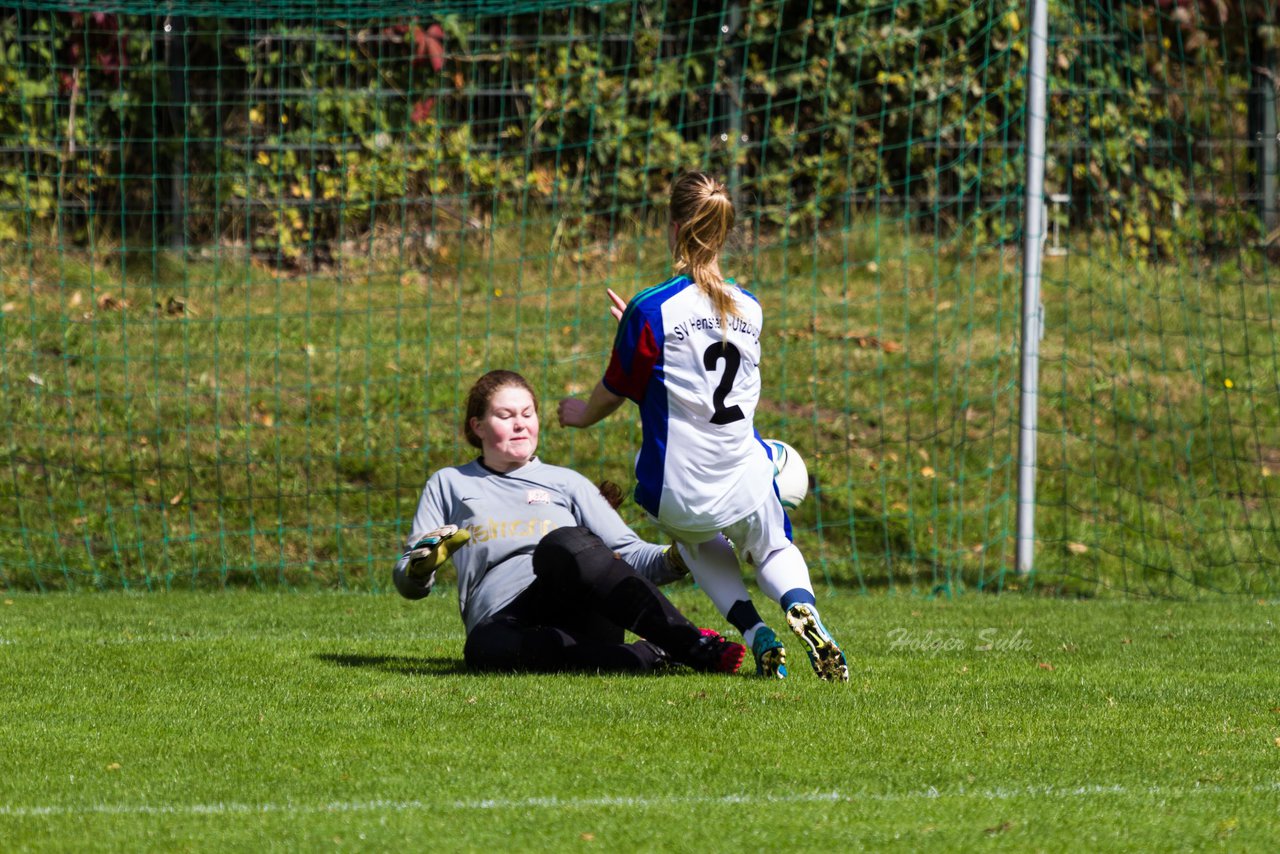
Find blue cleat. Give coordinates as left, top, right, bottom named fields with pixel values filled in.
left=751, top=626, right=788, bottom=679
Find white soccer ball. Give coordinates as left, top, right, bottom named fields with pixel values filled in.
left=765, top=438, right=809, bottom=508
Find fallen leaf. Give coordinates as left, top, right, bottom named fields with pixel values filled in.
left=169, top=492, right=183, bottom=506
left=69, top=290, right=83, bottom=308
left=984, top=821, right=1013, bottom=835
left=580, top=833, right=595, bottom=842
left=1037, top=662, right=1055, bottom=671
left=106, top=762, right=121, bottom=771
left=921, top=466, right=936, bottom=478
left=844, top=332, right=906, bottom=353
left=1067, top=542, right=1088, bottom=555
left=28, top=374, right=44, bottom=387
left=1, top=301, right=16, bottom=313
left=97, top=294, right=127, bottom=311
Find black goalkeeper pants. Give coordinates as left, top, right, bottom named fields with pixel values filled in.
left=462, top=526, right=702, bottom=673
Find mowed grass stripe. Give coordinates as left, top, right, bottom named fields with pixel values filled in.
left=2, top=592, right=1277, bottom=850
left=5, top=782, right=1280, bottom=819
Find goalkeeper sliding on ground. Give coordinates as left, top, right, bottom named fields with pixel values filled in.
left=392, top=368, right=746, bottom=674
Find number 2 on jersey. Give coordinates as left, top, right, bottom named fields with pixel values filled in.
left=703, top=342, right=746, bottom=425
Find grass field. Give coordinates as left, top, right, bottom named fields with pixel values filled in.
left=1, top=590, right=1277, bottom=851
left=3, top=223, right=1277, bottom=597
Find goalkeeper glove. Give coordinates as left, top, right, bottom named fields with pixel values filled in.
left=404, top=524, right=472, bottom=583
left=663, top=542, right=691, bottom=578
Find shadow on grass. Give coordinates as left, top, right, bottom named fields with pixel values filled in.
left=316, top=652, right=468, bottom=677
left=316, top=651, right=731, bottom=678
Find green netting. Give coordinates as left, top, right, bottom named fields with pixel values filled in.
left=13, top=1, right=591, bottom=18
left=0, top=0, right=1276, bottom=596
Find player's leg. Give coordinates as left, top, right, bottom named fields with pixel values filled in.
left=676, top=536, right=787, bottom=678
left=732, top=501, right=848, bottom=682
left=532, top=526, right=744, bottom=673
left=463, top=611, right=670, bottom=672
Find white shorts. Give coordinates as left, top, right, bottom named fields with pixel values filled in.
left=658, top=494, right=793, bottom=567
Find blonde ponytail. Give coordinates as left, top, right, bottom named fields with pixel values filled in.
left=669, top=172, right=739, bottom=328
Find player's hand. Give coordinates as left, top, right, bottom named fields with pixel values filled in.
left=557, top=397, right=589, bottom=428
left=405, top=525, right=470, bottom=579
left=664, top=543, right=691, bottom=578
left=605, top=288, right=628, bottom=323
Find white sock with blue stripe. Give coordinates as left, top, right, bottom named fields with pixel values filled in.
left=756, top=544, right=815, bottom=610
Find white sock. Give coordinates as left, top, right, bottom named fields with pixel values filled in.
left=742, top=622, right=765, bottom=648
left=678, top=536, right=750, bottom=619
left=756, top=544, right=814, bottom=606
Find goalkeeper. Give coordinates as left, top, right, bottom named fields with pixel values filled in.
left=393, top=369, right=746, bottom=674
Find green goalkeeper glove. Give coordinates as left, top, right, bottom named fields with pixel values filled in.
left=663, top=542, right=690, bottom=578
left=405, top=525, right=472, bottom=582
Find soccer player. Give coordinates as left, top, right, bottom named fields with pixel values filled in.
left=557, top=172, right=848, bottom=681
left=393, top=369, right=746, bottom=675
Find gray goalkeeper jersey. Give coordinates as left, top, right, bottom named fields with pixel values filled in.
left=396, top=457, right=678, bottom=633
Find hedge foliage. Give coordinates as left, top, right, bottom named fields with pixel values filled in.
left=0, top=1, right=1262, bottom=260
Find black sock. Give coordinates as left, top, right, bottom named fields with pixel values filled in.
left=727, top=599, right=765, bottom=635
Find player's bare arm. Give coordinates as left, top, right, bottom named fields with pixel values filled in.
left=557, top=381, right=624, bottom=428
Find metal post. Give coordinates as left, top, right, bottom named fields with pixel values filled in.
left=1016, top=0, right=1050, bottom=576
left=164, top=15, right=188, bottom=251
left=725, top=2, right=744, bottom=211
left=1253, top=53, right=1278, bottom=233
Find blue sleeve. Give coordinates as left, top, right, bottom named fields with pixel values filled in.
left=602, top=300, right=661, bottom=402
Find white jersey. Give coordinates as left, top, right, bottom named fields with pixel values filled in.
left=602, top=275, right=777, bottom=535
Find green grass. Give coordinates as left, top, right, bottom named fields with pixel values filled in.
left=1, top=220, right=1278, bottom=595
left=1, top=591, right=1277, bottom=851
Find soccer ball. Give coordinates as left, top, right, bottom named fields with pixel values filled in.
left=765, top=439, right=809, bottom=508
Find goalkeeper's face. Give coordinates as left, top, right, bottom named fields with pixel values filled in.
left=471, top=385, right=540, bottom=472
